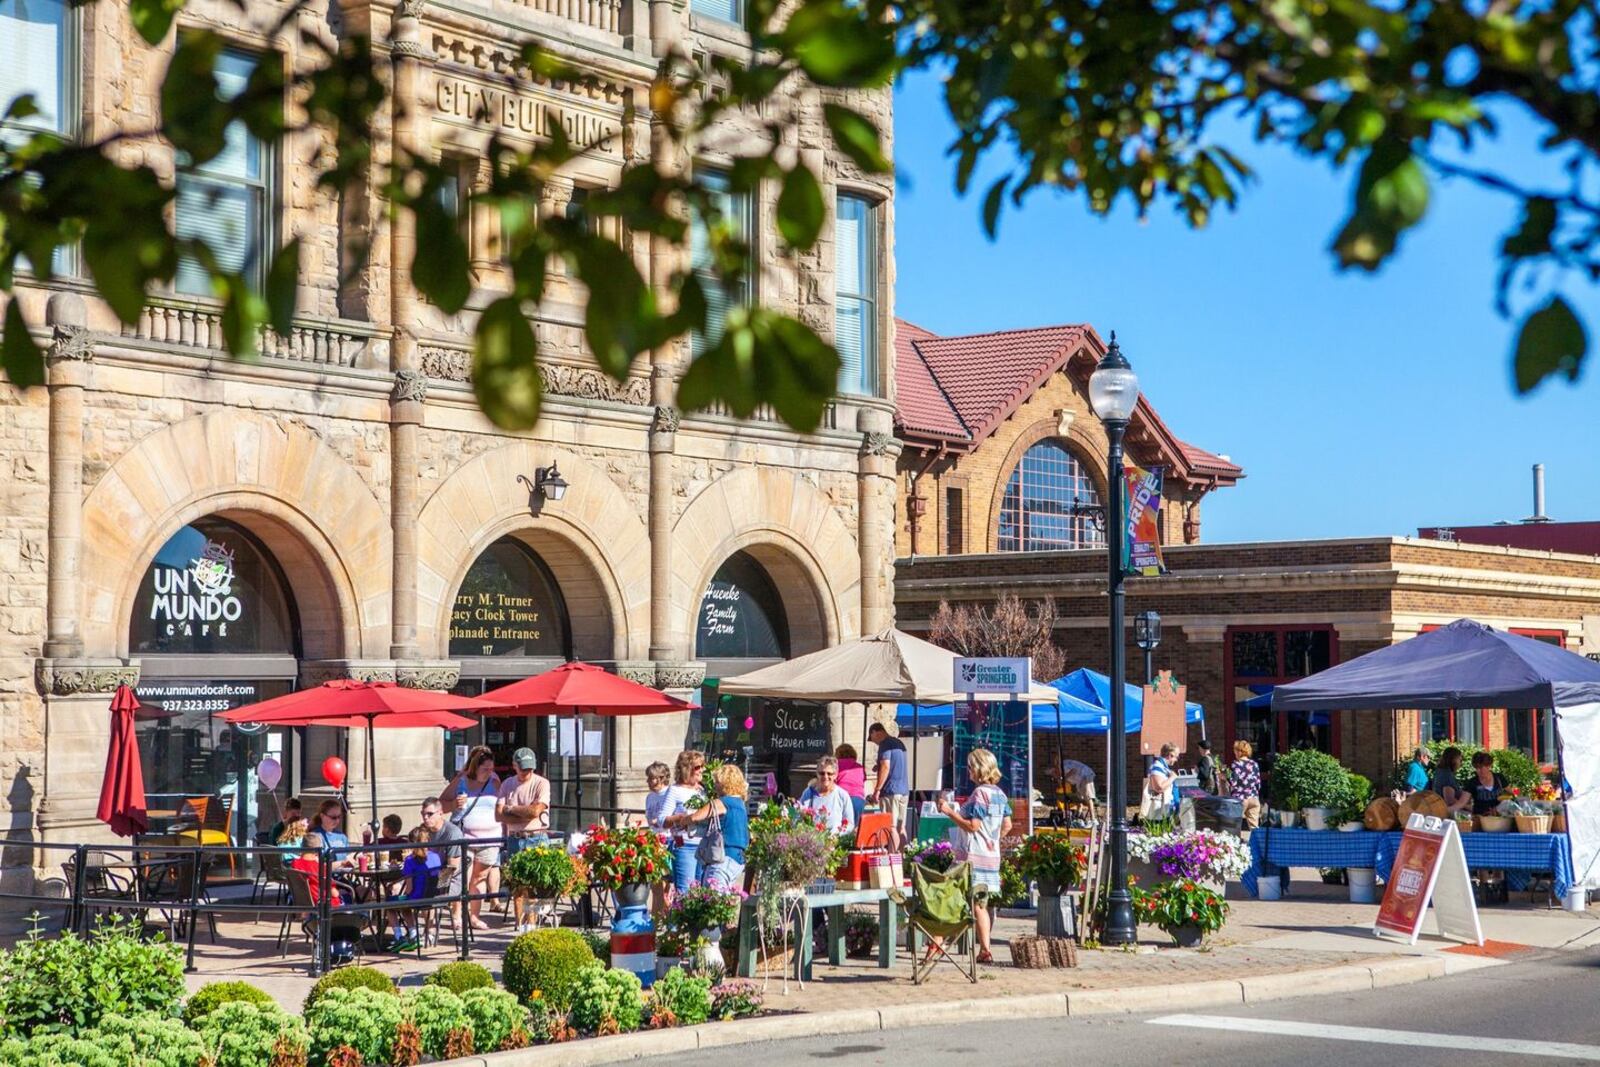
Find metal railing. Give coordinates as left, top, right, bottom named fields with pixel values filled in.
left=0, top=803, right=649, bottom=976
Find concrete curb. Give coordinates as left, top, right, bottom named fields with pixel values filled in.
left=453, top=954, right=1459, bottom=1066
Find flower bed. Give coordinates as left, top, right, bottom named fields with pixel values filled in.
left=1127, top=829, right=1249, bottom=882
left=0, top=910, right=766, bottom=1066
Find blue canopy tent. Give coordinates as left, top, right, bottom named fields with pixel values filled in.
left=1272, top=618, right=1600, bottom=891
left=1052, top=668, right=1206, bottom=733
left=899, top=671, right=1205, bottom=732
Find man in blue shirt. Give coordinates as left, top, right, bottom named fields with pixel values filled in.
left=868, top=721, right=910, bottom=849
left=1404, top=748, right=1432, bottom=793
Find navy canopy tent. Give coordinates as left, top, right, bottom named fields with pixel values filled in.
left=1271, top=618, right=1600, bottom=890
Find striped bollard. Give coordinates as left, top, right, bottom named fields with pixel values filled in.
left=610, top=901, right=656, bottom=987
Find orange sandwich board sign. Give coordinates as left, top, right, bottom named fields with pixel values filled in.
left=1374, top=813, right=1484, bottom=946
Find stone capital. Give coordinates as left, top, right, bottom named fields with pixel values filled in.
left=615, top=661, right=658, bottom=687
left=35, top=658, right=140, bottom=696
left=392, top=368, right=428, bottom=404
left=298, top=659, right=399, bottom=687
left=652, top=404, right=680, bottom=435
left=396, top=661, right=462, bottom=690
left=860, top=431, right=895, bottom=458
left=655, top=661, right=706, bottom=691
left=46, top=324, right=95, bottom=364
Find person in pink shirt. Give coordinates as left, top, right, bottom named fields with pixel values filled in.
left=834, top=743, right=867, bottom=828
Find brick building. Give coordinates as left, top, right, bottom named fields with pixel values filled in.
left=898, top=534, right=1600, bottom=793
left=889, top=320, right=1600, bottom=794
left=0, top=0, right=896, bottom=886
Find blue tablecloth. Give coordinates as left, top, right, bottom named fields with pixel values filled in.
left=1242, top=829, right=1384, bottom=895
left=1374, top=831, right=1572, bottom=899
left=1243, top=828, right=1574, bottom=899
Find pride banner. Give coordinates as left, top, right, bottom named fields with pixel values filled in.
left=1123, top=463, right=1166, bottom=577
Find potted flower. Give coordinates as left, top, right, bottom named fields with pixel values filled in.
left=907, top=839, right=956, bottom=874
left=503, top=845, right=586, bottom=900
left=1141, top=829, right=1250, bottom=895
left=1013, top=831, right=1085, bottom=938
left=666, top=884, right=744, bottom=974
left=745, top=803, right=847, bottom=927
left=578, top=824, right=671, bottom=907
left=1132, top=879, right=1229, bottom=947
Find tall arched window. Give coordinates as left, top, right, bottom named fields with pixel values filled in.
left=997, top=439, right=1105, bottom=551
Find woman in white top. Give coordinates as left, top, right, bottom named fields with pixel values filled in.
left=663, top=750, right=706, bottom=896
left=798, top=756, right=854, bottom=834
left=441, top=745, right=502, bottom=930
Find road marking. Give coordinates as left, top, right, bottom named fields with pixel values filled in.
left=1147, top=1015, right=1600, bottom=1061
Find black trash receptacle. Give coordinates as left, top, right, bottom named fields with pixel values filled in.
left=1184, top=795, right=1243, bottom=833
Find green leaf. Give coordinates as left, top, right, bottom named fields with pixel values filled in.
left=473, top=298, right=542, bottom=430
left=239, top=51, right=289, bottom=145
left=780, top=0, right=897, bottom=88
left=1501, top=197, right=1557, bottom=260
left=572, top=237, right=657, bottom=378
left=217, top=274, right=264, bottom=359
left=823, top=104, right=890, bottom=174
left=1357, top=142, right=1429, bottom=229
left=1513, top=296, right=1588, bottom=394
left=982, top=177, right=1009, bottom=238
left=1, top=300, right=45, bottom=388
left=4, top=94, right=39, bottom=123
left=776, top=164, right=824, bottom=250
left=264, top=239, right=300, bottom=336
left=411, top=197, right=471, bottom=315
left=162, top=31, right=229, bottom=166
left=130, top=0, right=186, bottom=45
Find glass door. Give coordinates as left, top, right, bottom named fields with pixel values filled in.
left=542, top=713, right=614, bottom=833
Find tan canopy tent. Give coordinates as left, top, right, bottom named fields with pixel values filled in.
left=717, top=628, right=1060, bottom=704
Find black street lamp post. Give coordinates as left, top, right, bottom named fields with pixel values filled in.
left=1090, top=332, right=1140, bottom=946
left=1134, top=610, right=1162, bottom=685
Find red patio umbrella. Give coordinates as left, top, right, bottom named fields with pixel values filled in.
left=97, top=684, right=148, bottom=838
left=484, top=662, right=690, bottom=829
left=220, top=681, right=510, bottom=833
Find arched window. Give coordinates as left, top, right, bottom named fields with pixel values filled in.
left=695, top=551, right=791, bottom=660
left=129, top=516, right=297, bottom=655
left=997, top=439, right=1105, bottom=551
left=449, top=537, right=571, bottom=659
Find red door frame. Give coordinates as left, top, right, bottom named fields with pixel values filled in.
left=1223, top=624, right=1342, bottom=758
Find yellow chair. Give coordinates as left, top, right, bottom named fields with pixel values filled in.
left=175, top=796, right=237, bottom=877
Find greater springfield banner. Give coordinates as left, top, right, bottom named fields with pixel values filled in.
left=1123, top=464, right=1166, bottom=577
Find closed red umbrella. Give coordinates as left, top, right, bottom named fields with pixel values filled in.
left=220, top=681, right=509, bottom=832
left=484, top=663, right=690, bottom=828
left=97, top=684, right=148, bottom=838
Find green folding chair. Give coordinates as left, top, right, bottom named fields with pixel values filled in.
left=898, top=861, right=978, bottom=985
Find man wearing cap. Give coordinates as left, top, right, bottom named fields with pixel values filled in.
left=498, top=747, right=552, bottom=931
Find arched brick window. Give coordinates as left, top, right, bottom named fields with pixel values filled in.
left=997, top=438, right=1105, bottom=551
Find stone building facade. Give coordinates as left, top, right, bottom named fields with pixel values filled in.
left=0, top=0, right=896, bottom=883
left=896, top=539, right=1600, bottom=794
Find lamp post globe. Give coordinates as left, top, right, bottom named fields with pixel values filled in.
left=1092, top=332, right=1139, bottom=947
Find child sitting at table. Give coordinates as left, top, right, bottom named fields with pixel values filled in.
left=275, top=817, right=308, bottom=848
left=377, top=813, right=409, bottom=864
left=394, top=826, right=442, bottom=951
left=289, top=832, right=363, bottom=964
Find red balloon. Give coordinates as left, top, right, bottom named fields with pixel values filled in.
left=321, top=756, right=347, bottom=790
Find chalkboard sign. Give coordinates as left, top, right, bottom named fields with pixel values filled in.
left=761, top=704, right=832, bottom=757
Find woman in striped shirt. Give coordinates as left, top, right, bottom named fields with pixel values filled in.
left=939, top=748, right=1012, bottom=964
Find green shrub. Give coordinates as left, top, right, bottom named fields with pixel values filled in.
left=0, top=919, right=185, bottom=1037
left=502, top=847, right=583, bottom=898
left=304, top=988, right=404, bottom=1067
left=502, top=929, right=595, bottom=1009
left=183, top=981, right=277, bottom=1024
left=1266, top=748, right=1348, bottom=810
left=0, top=1033, right=122, bottom=1067
left=422, top=961, right=493, bottom=996
left=86, top=1013, right=205, bottom=1067
left=1338, top=773, right=1373, bottom=823
left=649, top=967, right=711, bottom=1027
left=300, top=965, right=396, bottom=1014
left=566, top=963, right=642, bottom=1035
left=190, top=1002, right=308, bottom=1067
left=579, top=929, right=611, bottom=961
left=708, top=979, right=764, bottom=1020
left=460, top=988, right=526, bottom=1053
left=401, top=986, right=469, bottom=1060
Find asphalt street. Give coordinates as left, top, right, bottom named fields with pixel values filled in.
left=659, top=947, right=1600, bottom=1066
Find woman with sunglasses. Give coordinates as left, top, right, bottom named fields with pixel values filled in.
left=439, top=746, right=503, bottom=930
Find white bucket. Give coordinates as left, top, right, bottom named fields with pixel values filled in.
left=1348, top=867, right=1377, bottom=904
left=1564, top=887, right=1588, bottom=913
left=1302, top=808, right=1331, bottom=831
left=1258, top=875, right=1282, bottom=901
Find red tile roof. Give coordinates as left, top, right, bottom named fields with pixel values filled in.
left=894, top=317, right=1242, bottom=486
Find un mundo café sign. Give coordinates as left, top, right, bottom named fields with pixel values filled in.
left=953, top=657, right=1032, bottom=695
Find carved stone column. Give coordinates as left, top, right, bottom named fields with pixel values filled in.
left=648, top=400, right=678, bottom=662
left=387, top=6, right=429, bottom=662
left=43, top=294, right=89, bottom=658
left=856, top=415, right=898, bottom=635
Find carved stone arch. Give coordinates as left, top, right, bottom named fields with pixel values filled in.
left=674, top=467, right=860, bottom=658
left=416, top=444, right=648, bottom=662
left=80, top=412, right=390, bottom=659
left=983, top=415, right=1111, bottom=553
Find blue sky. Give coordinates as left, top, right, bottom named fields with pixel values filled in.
left=891, top=70, right=1600, bottom=543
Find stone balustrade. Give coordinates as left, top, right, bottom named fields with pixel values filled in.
left=123, top=300, right=386, bottom=370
